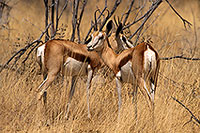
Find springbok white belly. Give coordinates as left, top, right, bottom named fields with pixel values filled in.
left=64, top=57, right=88, bottom=76
left=121, top=61, right=135, bottom=84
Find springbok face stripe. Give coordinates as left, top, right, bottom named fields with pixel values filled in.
left=120, top=35, right=134, bottom=49
left=87, top=32, right=105, bottom=51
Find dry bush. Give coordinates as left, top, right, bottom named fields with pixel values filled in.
left=0, top=0, right=199, bottom=132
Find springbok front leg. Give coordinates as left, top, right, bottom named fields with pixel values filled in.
left=115, top=71, right=122, bottom=119
left=86, top=65, right=94, bottom=118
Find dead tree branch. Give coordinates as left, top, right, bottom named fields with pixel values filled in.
left=122, top=0, right=135, bottom=26
left=0, top=23, right=52, bottom=73
left=54, top=0, right=59, bottom=37
left=70, top=0, right=80, bottom=41
left=99, top=0, right=121, bottom=31
left=43, top=0, right=50, bottom=42
left=123, top=1, right=154, bottom=30
left=77, top=0, right=88, bottom=43
left=84, top=0, right=108, bottom=43
left=58, top=0, right=68, bottom=20
left=129, top=0, right=162, bottom=41
left=160, top=55, right=200, bottom=61
left=140, top=13, right=160, bottom=37
left=171, top=97, right=200, bottom=125
left=121, top=0, right=192, bottom=45
left=51, top=0, right=55, bottom=38
left=165, top=0, right=192, bottom=29
left=53, top=0, right=68, bottom=37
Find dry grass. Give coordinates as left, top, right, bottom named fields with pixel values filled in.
left=0, top=0, right=200, bottom=132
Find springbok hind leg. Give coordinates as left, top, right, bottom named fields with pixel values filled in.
left=150, top=79, right=155, bottom=132
left=37, top=73, right=57, bottom=101
left=138, top=77, right=155, bottom=132
left=65, top=75, right=78, bottom=119
left=132, top=85, right=138, bottom=122
left=137, top=78, right=152, bottom=108
left=36, top=72, right=57, bottom=126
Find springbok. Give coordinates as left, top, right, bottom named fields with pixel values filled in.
left=35, top=19, right=132, bottom=119
left=36, top=39, right=104, bottom=119
left=35, top=24, right=127, bottom=119
left=87, top=20, right=160, bottom=118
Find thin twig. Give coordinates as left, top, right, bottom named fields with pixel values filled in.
left=129, top=0, right=162, bottom=41
left=165, top=0, right=192, bottom=29
left=84, top=0, right=108, bottom=42
left=77, top=0, right=88, bottom=43
left=0, top=23, right=52, bottom=73
left=58, top=0, right=68, bottom=20
left=70, top=0, right=80, bottom=41
left=22, top=41, right=44, bottom=64
left=123, top=0, right=156, bottom=30
left=51, top=0, right=55, bottom=38
left=99, top=0, right=121, bottom=31
left=161, top=55, right=200, bottom=61
left=122, top=0, right=135, bottom=26
left=140, top=13, right=160, bottom=37
left=52, top=0, right=59, bottom=38
left=171, top=97, right=200, bottom=125
left=44, top=0, right=49, bottom=42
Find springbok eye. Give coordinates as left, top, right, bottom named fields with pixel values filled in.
left=99, top=36, right=104, bottom=40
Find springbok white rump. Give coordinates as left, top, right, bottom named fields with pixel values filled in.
left=87, top=20, right=160, bottom=118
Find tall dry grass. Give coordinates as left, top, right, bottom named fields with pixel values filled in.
left=0, top=0, right=200, bottom=132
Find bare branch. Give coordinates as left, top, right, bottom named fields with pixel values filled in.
left=55, top=0, right=59, bottom=30
left=160, top=55, right=200, bottom=61
left=84, top=0, right=108, bottom=43
left=51, top=0, right=59, bottom=38
left=58, top=0, right=68, bottom=20
left=129, top=0, right=162, bottom=42
left=165, top=0, right=192, bottom=29
left=0, top=23, right=52, bottom=73
left=0, top=1, right=10, bottom=8
left=171, top=97, right=200, bottom=125
left=22, top=41, right=43, bottom=64
left=52, top=0, right=68, bottom=38
left=99, top=0, right=121, bottom=31
left=122, top=0, right=135, bottom=26
left=77, top=0, right=88, bottom=43
left=140, top=12, right=160, bottom=37
left=123, top=1, right=153, bottom=30
left=70, top=0, right=80, bottom=41
left=51, top=0, right=55, bottom=38
left=43, top=0, right=49, bottom=42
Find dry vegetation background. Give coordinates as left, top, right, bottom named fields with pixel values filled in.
left=0, top=0, right=200, bottom=132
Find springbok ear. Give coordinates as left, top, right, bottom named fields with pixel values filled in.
left=106, top=20, right=113, bottom=35
left=84, top=36, right=92, bottom=44
left=116, top=23, right=123, bottom=37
